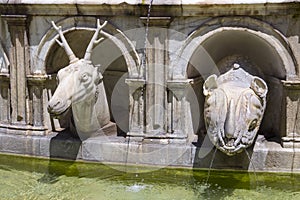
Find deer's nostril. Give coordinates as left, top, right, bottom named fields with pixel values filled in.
left=54, top=100, right=61, bottom=107
left=48, top=99, right=63, bottom=110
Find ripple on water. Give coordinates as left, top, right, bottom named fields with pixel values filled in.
left=0, top=154, right=300, bottom=200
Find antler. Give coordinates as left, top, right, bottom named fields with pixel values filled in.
left=51, top=21, right=79, bottom=64
left=84, top=19, right=107, bottom=61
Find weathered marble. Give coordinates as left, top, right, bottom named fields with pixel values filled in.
left=203, top=64, right=267, bottom=155
left=47, top=20, right=111, bottom=137
left=0, top=43, right=9, bottom=73
left=0, top=0, right=297, bottom=4
left=0, top=0, right=299, bottom=172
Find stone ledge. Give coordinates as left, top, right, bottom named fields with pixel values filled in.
left=0, top=0, right=298, bottom=5
left=0, top=3, right=298, bottom=17
left=0, top=132, right=300, bottom=172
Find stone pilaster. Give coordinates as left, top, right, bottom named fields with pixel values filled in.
left=3, top=15, right=29, bottom=126
left=1, top=15, right=46, bottom=135
left=167, top=79, right=193, bottom=140
left=282, top=81, right=300, bottom=147
left=27, top=75, right=48, bottom=131
left=140, top=17, right=172, bottom=138
left=125, top=78, right=146, bottom=137
left=0, top=73, right=10, bottom=124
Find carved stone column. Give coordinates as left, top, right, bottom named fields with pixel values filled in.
left=27, top=75, right=48, bottom=133
left=3, top=15, right=29, bottom=126
left=282, top=81, right=300, bottom=147
left=167, top=79, right=193, bottom=140
left=0, top=74, right=10, bottom=124
left=140, top=17, right=172, bottom=138
left=126, top=78, right=146, bottom=137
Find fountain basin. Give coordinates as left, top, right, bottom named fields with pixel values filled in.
left=0, top=132, right=300, bottom=173
left=0, top=153, right=300, bottom=199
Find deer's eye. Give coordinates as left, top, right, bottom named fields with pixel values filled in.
left=81, top=73, right=90, bottom=82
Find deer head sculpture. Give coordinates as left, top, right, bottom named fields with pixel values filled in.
left=48, top=19, right=110, bottom=135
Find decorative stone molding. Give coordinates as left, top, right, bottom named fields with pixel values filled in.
left=0, top=0, right=296, bottom=5
left=126, top=78, right=146, bottom=137
left=141, top=17, right=172, bottom=138
left=27, top=75, right=48, bottom=129
left=3, top=15, right=29, bottom=126
left=0, top=73, right=10, bottom=124
left=173, top=19, right=297, bottom=80
left=282, top=81, right=300, bottom=148
left=167, top=79, right=193, bottom=140
left=0, top=42, right=9, bottom=73
left=34, top=17, right=140, bottom=78
left=140, top=17, right=172, bottom=28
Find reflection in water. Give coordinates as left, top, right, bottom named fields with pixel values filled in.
left=0, top=154, right=300, bottom=200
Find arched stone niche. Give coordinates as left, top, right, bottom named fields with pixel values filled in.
left=34, top=17, right=140, bottom=134
left=174, top=17, right=297, bottom=141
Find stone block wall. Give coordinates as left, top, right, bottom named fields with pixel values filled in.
left=0, top=1, right=299, bottom=147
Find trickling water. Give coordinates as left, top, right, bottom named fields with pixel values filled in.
left=124, top=0, right=155, bottom=174
left=205, top=147, right=218, bottom=184
left=245, top=149, right=258, bottom=187
left=291, top=98, right=300, bottom=173
left=140, top=0, right=154, bottom=77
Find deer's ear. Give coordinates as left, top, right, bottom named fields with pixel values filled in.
left=98, top=72, right=103, bottom=80
left=93, top=66, right=103, bottom=84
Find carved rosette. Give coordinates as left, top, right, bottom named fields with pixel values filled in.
left=203, top=64, right=268, bottom=156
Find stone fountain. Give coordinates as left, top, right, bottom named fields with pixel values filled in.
left=0, top=0, right=300, bottom=172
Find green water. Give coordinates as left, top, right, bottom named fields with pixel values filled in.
left=0, top=154, right=299, bottom=200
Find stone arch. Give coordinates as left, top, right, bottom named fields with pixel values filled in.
left=172, top=16, right=297, bottom=80
left=35, top=17, right=139, bottom=133
left=174, top=17, right=298, bottom=140
left=34, top=17, right=140, bottom=78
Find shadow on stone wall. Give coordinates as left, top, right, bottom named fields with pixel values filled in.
left=38, top=129, right=82, bottom=183
left=192, top=134, right=253, bottom=170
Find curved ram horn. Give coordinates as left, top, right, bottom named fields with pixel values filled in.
left=51, top=21, right=79, bottom=64
left=84, top=19, right=107, bottom=61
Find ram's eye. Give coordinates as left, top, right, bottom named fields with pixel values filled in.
left=81, top=73, right=89, bottom=82
left=248, top=119, right=258, bottom=132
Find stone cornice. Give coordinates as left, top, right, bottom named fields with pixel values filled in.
left=0, top=2, right=298, bottom=17
left=282, top=80, right=300, bottom=90
left=0, top=0, right=298, bottom=5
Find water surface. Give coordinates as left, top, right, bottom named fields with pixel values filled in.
left=0, top=154, right=299, bottom=200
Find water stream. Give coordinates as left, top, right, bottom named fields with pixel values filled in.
left=245, top=149, right=258, bottom=187
left=141, top=0, right=154, bottom=74
left=205, top=147, right=217, bottom=184
left=124, top=0, right=154, bottom=174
